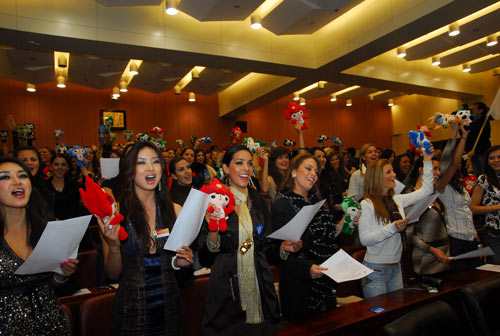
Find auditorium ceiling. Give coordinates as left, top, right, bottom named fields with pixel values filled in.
left=0, top=0, right=498, bottom=116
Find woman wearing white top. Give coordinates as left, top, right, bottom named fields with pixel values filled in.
left=359, top=148, right=433, bottom=298
left=347, top=144, right=379, bottom=201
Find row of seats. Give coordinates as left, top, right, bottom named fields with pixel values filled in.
left=384, top=277, right=500, bottom=336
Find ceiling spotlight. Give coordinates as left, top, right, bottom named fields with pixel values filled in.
left=486, top=36, right=498, bottom=47
left=388, top=99, right=394, bottom=107
left=165, top=0, right=178, bottom=15
left=330, top=94, right=337, bottom=102
left=448, top=23, right=460, bottom=37
left=112, top=86, right=120, bottom=99
left=57, top=55, right=67, bottom=68
left=192, top=68, right=200, bottom=79
left=462, top=64, right=471, bottom=73
left=396, top=47, right=407, bottom=58
left=188, top=92, right=196, bottom=102
left=299, top=97, right=306, bottom=106
left=346, top=99, right=352, bottom=107
left=174, top=86, right=181, bottom=95
left=250, top=15, right=262, bottom=30
left=431, top=56, right=441, bottom=66
left=293, top=93, right=300, bottom=101
left=129, top=62, right=139, bottom=76
left=56, top=75, right=66, bottom=88
left=26, top=83, right=36, bottom=93
left=119, top=80, right=128, bottom=93
left=317, top=81, right=325, bottom=89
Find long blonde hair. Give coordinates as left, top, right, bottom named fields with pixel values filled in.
left=364, top=159, right=394, bottom=222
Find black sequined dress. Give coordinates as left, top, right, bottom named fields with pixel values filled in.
left=0, top=237, right=70, bottom=336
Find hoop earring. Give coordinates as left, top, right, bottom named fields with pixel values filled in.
left=158, top=182, right=162, bottom=192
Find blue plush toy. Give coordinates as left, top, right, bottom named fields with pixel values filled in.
left=408, top=130, right=432, bottom=155
left=67, top=145, right=88, bottom=169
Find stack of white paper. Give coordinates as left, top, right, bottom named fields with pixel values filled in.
left=320, top=249, right=373, bottom=283
left=164, top=188, right=209, bottom=251
left=449, top=246, right=494, bottom=260
left=477, top=264, right=500, bottom=273
left=267, top=199, right=325, bottom=241
left=15, top=215, right=92, bottom=275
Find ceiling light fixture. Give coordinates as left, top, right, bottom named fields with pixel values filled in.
left=174, top=85, right=181, bottom=95
left=388, top=99, right=394, bottom=107
left=293, top=93, right=300, bottom=101
left=462, top=64, right=471, bottom=73
left=119, top=80, right=128, bottom=93
left=486, top=35, right=498, bottom=47
left=431, top=56, right=441, bottom=66
left=346, top=99, right=352, bottom=107
left=250, top=15, right=262, bottom=30
left=330, top=94, right=337, bottom=102
left=448, top=23, right=460, bottom=37
left=317, top=81, right=325, bottom=89
left=26, top=83, right=36, bottom=92
left=57, top=55, right=67, bottom=68
left=396, top=47, right=407, bottom=58
left=192, top=68, right=201, bottom=79
left=165, top=0, right=178, bottom=15
left=112, top=86, right=120, bottom=99
left=299, top=97, right=306, bottom=106
left=129, top=62, right=139, bottom=76
left=56, top=75, right=66, bottom=88
left=188, top=92, right=196, bottom=102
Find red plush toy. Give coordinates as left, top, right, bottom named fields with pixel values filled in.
left=283, top=102, right=309, bottom=130
left=79, top=176, right=128, bottom=241
left=200, top=179, right=235, bottom=232
left=230, top=126, right=243, bottom=144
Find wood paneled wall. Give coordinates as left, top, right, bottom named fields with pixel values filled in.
left=0, top=78, right=392, bottom=151
left=237, top=97, right=392, bottom=149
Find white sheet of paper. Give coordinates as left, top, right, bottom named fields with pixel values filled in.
left=100, top=158, right=120, bottom=179
left=15, top=215, right=92, bottom=275
left=164, top=188, right=209, bottom=252
left=405, top=193, right=439, bottom=224
left=267, top=199, right=325, bottom=241
left=394, top=180, right=405, bottom=194
left=489, top=88, right=500, bottom=120
left=477, top=264, right=500, bottom=273
left=449, top=246, right=494, bottom=260
left=320, top=249, right=373, bottom=283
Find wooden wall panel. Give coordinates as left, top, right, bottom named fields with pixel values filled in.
left=0, top=78, right=392, bottom=151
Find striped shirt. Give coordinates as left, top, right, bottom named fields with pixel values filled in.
left=439, top=185, right=477, bottom=241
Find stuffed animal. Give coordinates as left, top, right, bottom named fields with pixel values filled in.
left=55, top=144, right=68, bottom=155
left=67, top=146, right=88, bottom=169
left=230, top=126, right=243, bottom=144
left=408, top=129, right=433, bottom=156
left=175, top=139, right=184, bottom=147
left=283, top=102, right=308, bottom=130
left=317, top=134, right=328, bottom=144
left=123, top=129, right=134, bottom=142
left=136, top=132, right=151, bottom=142
left=150, top=126, right=164, bottom=138
left=199, top=136, right=213, bottom=144
left=242, top=136, right=264, bottom=153
left=79, top=176, right=127, bottom=240
left=0, top=130, right=8, bottom=143
left=428, top=110, right=472, bottom=129
left=150, top=137, right=167, bottom=151
left=330, top=135, right=343, bottom=147
left=283, top=138, right=296, bottom=147
left=341, top=196, right=361, bottom=235
left=200, top=179, right=235, bottom=232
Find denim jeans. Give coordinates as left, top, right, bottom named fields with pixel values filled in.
left=362, top=261, right=403, bottom=298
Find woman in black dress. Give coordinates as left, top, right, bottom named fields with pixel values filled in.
left=97, top=142, right=193, bottom=336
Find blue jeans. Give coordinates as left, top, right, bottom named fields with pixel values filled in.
left=362, top=261, right=403, bottom=298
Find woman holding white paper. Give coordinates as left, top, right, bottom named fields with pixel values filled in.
left=200, top=145, right=280, bottom=336
left=271, top=153, right=340, bottom=320
left=359, top=147, right=433, bottom=298
left=0, top=157, right=77, bottom=335
left=97, top=142, right=193, bottom=336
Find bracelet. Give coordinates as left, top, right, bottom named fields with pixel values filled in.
left=171, top=256, right=181, bottom=270
left=53, top=273, right=69, bottom=284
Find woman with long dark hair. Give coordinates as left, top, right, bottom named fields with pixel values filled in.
left=15, top=146, right=50, bottom=201
left=0, top=157, right=77, bottom=335
left=471, top=145, right=500, bottom=264
left=260, top=147, right=290, bottom=201
left=272, top=153, right=340, bottom=320
left=97, top=142, right=193, bottom=335
left=200, top=145, right=280, bottom=335
left=319, top=152, right=347, bottom=211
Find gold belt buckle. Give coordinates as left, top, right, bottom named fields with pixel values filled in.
left=239, top=239, right=253, bottom=255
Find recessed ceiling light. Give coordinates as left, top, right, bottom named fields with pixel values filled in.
left=129, top=62, right=139, bottom=76
left=330, top=94, right=337, bottom=102
left=119, top=80, right=128, bottom=93
left=346, top=99, right=352, bottom=107
left=486, top=36, right=498, bottom=47
left=165, top=0, right=178, bottom=15
left=250, top=15, right=262, bottom=30
left=388, top=99, right=394, bottom=107
left=188, top=92, right=196, bottom=102
left=26, top=83, right=36, bottom=92
left=431, top=56, right=441, bottom=66
left=299, top=97, right=306, bottom=106
left=56, top=75, right=66, bottom=88
left=396, top=47, right=407, bottom=58
left=462, top=64, right=471, bottom=73
left=293, top=93, right=300, bottom=101
left=448, top=23, right=460, bottom=37
left=112, top=86, right=120, bottom=99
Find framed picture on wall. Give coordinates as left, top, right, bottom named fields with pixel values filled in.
left=100, top=109, right=126, bottom=130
